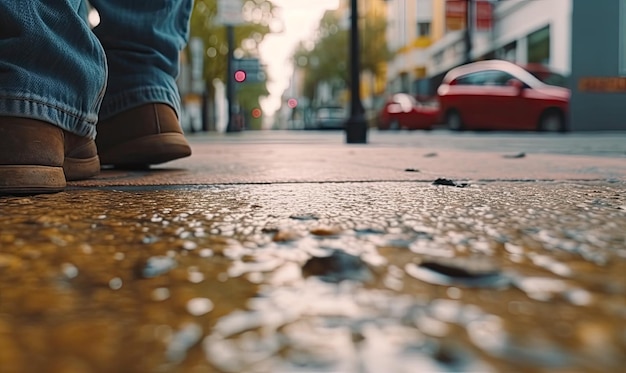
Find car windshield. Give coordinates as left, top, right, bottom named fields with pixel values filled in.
left=526, top=70, right=568, bottom=88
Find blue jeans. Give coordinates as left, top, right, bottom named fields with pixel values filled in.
left=0, top=0, right=192, bottom=140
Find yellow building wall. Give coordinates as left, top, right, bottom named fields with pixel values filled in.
left=338, top=0, right=386, bottom=16
left=339, top=0, right=445, bottom=56
left=431, top=0, right=447, bottom=41
left=395, top=0, right=446, bottom=77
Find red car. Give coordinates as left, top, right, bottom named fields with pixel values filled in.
left=437, top=59, right=570, bottom=132
left=377, top=93, right=439, bottom=130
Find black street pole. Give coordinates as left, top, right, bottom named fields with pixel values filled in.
left=464, top=0, right=473, bottom=64
left=226, top=24, right=236, bottom=132
left=345, top=0, right=367, bottom=144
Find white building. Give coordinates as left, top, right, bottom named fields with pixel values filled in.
left=490, top=0, right=571, bottom=75
left=385, top=0, right=573, bottom=97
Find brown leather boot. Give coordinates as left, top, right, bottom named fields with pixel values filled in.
left=0, top=117, right=100, bottom=195
left=63, top=129, right=101, bottom=181
left=96, top=104, right=191, bottom=168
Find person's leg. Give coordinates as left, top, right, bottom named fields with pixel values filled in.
left=90, top=0, right=193, bottom=168
left=0, top=0, right=106, bottom=194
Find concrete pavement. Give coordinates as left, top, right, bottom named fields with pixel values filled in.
left=1, top=130, right=625, bottom=373
left=71, top=130, right=626, bottom=188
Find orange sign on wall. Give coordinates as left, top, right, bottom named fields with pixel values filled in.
left=578, top=77, right=626, bottom=92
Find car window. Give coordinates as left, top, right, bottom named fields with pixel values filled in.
left=453, top=70, right=514, bottom=86
left=526, top=70, right=568, bottom=87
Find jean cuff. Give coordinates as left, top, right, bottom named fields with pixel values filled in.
left=98, top=86, right=182, bottom=120
left=0, top=91, right=98, bottom=139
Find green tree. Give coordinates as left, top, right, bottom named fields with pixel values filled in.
left=188, top=0, right=278, bottom=129
left=293, top=12, right=347, bottom=100
left=360, top=8, right=391, bottom=79
left=293, top=8, right=391, bottom=103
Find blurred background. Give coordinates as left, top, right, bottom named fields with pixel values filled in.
left=164, top=0, right=626, bottom=133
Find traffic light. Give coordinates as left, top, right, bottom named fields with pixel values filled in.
left=234, top=69, right=246, bottom=83
left=251, top=108, right=262, bottom=119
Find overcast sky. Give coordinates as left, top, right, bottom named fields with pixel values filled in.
left=258, top=0, right=339, bottom=122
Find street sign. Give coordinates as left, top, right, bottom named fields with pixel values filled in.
left=217, top=0, right=243, bottom=25
left=233, top=58, right=260, bottom=72
left=232, top=58, right=266, bottom=83
left=234, top=71, right=266, bottom=84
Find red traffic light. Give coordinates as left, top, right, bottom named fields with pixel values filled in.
left=287, top=98, right=298, bottom=108
left=234, top=70, right=246, bottom=82
left=251, top=108, right=262, bottom=119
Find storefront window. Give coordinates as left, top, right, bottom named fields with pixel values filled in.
left=417, top=22, right=431, bottom=37
left=527, top=25, right=550, bottom=65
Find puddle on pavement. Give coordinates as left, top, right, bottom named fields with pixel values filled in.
left=0, top=182, right=625, bottom=373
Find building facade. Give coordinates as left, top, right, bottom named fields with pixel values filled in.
left=385, top=0, right=571, bottom=92
left=385, top=0, right=435, bottom=97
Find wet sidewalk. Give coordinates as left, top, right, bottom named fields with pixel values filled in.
left=72, top=130, right=626, bottom=187
left=1, top=131, right=625, bottom=373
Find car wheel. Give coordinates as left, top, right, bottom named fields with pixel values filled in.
left=538, top=110, right=566, bottom=132
left=389, top=120, right=400, bottom=130
left=446, top=110, right=463, bottom=131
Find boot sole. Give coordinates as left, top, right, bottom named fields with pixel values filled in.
left=98, top=133, right=192, bottom=168
left=64, top=155, right=101, bottom=181
left=0, top=165, right=66, bottom=195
